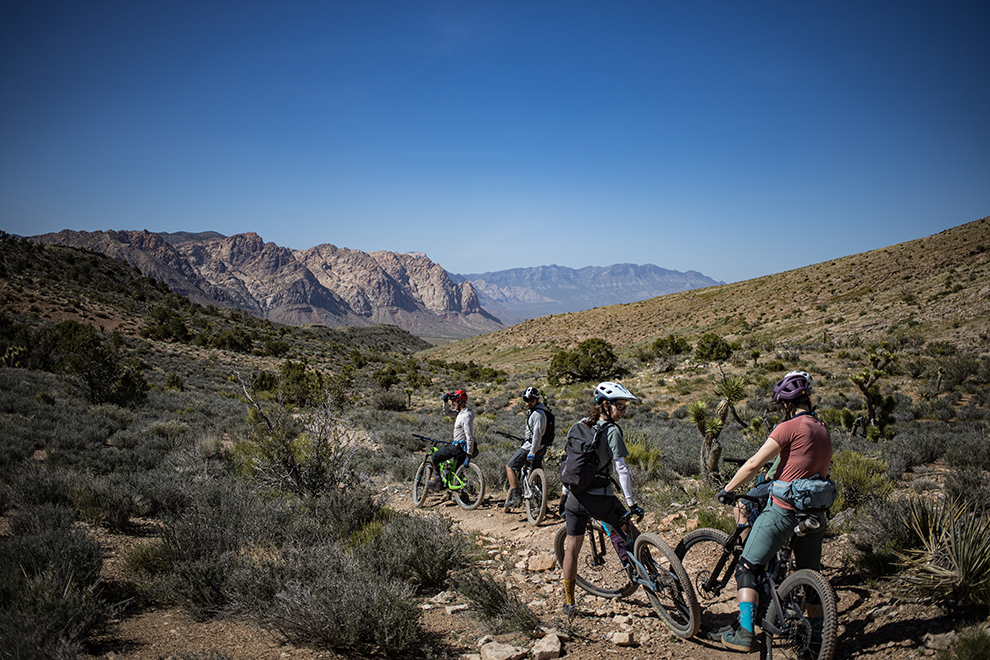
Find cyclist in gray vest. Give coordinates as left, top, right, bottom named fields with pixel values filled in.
left=504, top=386, right=549, bottom=510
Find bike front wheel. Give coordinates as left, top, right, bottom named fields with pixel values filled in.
left=412, top=458, right=434, bottom=507
left=763, top=568, right=838, bottom=660
left=554, top=524, right=638, bottom=599
left=525, top=467, right=548, bottom=526
left=675, top=528, right=739, bottom=634
left=634, top=532, right=701, bottom=639
left=453, top=462, right=485, bottom=510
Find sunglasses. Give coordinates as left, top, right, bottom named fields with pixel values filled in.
left=612, top=402, right=628, bottom=411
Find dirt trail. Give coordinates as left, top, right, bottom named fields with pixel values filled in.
left=84, top=483, right=963, bottom=660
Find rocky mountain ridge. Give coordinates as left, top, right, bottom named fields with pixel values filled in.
left=31, top=230, right=502, bottom=340
left=451, top=263, right=724, bottom=323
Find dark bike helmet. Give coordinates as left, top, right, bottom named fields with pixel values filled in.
left=522, top=386, right=540, bottom=401
left=771, top=371, right=813, bottom=402
left=450, top=389, right=468, bottom=404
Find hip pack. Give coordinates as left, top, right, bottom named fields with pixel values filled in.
left=770, top=475, right=837, bottom=511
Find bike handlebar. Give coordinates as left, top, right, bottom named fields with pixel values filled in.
left=494, top=429, right=524, bottom=442
left=412, top=434, right=452, bottom=446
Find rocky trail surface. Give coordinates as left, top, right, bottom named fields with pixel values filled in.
left=83, top=483, right=975, bottom=660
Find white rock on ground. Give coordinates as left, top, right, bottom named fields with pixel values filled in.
left=480, top=641, right=528, bottom=660
left=531, top=633, right=562, bottom=660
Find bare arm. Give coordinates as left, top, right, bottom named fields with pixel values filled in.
left=724, top=437, right=780, bottom=493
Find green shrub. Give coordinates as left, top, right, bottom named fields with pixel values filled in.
left=696, top=507, right=736, bottom=534
left=165, top=371, right=185, bottom=391
left=852, top=496, right=918, bottom=575
left=373, top=389, right=408, bottom=411
left=0, top=520, right=107, bottom=659
left=355, top=512, right=467, bottom=589
left=652, top=334, right=691, bottom=356
left=694, top=332, right=732, bottom=362
left=232, top=544, right=421, bottom=653
left=455, top=568, right=541, bottom=634
left=831, top=450, right=893, bottom=511
left=547, top=338, right=620, bottom=385
left=938, top=629, right=990, bottom=660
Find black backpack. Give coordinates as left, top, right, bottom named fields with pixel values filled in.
left=541, top=407, right=556, bottom=447
left=559, top=421, right=613, bottom=494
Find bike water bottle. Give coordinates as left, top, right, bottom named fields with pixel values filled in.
left=794, top=516, right=820, bottom=537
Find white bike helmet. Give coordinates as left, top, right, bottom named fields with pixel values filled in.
left=594, top=381, right=638, bottom=403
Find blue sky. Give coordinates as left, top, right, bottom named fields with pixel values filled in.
left=1, top=1, right=988, bottom=284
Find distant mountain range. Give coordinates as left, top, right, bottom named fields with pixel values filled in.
left=30, top=229, right=724, bottom=338
left=451, top=264, right=723, bottom=324
left=32, top=230, right=501, bottom=340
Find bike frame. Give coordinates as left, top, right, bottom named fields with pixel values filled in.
left=595, top=518, right=662, bottom=592
left=414, top=434, right=472, bottom=491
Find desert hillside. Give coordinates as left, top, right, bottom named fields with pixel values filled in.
left=427, top=216, right=990, bottom=370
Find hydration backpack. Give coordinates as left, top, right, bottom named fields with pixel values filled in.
left=559, top=421, right=613, bottom=494
left=542, top=407, right=557, bottom=447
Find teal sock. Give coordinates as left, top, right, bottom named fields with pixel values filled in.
left=739, top=601, right=756, bottom=633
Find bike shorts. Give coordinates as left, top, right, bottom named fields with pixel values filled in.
left=741, top=501, right=826, bottom=571
left=507, top=445, right=546, bottom=471
left=564, top=491, right=628, bottom=537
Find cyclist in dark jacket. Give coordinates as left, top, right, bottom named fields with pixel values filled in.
left=560, top=381, right=645, bottom=616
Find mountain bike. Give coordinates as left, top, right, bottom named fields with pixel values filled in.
left=494, top=430, right=548, bottom=525
left=411, top=435, right=485, bottom=510
left=554, top=508, right=700, bottom=638
left=675, top=492, right=838, bottom=660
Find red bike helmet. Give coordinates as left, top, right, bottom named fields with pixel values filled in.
left=771, top=371, right=813, bottom=402
left=450, top=389, right=468, bottom=404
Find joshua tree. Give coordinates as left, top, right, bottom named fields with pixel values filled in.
left=690, top=372, right=747, bottom=486
left=849, top=341, right=896, bottom=434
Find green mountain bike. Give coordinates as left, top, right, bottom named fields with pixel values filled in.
left=411, top=434, right=485, bottom=510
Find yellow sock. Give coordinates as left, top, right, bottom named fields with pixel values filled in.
left=563, top=579, right=576, bottom=605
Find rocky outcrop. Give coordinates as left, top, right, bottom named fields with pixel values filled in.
left=31, top=230, right=504, bottom=339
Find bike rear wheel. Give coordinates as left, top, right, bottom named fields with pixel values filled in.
left=453, top=462, right=485, bottom=510
left=634, top=532, right=701, bottom=638
left=763, top=568, right=838, bottom=660
left=554, top=524, right=637, bottom=599
left=675, top=528, right=739, bottom=634
left=525, top=468, right=548, bottom=526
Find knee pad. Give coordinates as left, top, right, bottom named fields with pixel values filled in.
left=734, top=559, right=762, bottom=591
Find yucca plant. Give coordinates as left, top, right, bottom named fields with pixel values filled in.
left=897, top=497, right=990, bottom=610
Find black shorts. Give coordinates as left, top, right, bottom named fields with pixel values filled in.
left=506, top=446, right=547, bottom=471
left=564, top=491, right=629, bottom=537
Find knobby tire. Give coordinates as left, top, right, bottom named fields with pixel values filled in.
left=525, top=468, right=548, bottom=526
left=453, top=462, right=485, bottom=510
left=634, top=532, right=701, bottom=639
left=554, top=524, right=637, bottom=599
left=675, top=527, right=740, bottom=634
left=412, top=458, right=434, bottom=507
left=763, top=568, right=838, bottom=660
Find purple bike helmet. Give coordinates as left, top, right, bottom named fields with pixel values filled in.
left=772, top=371, right=813, bottom=402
